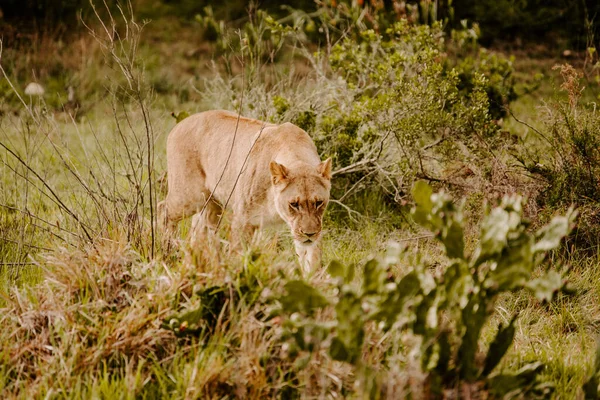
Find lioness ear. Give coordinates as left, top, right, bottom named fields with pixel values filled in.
left=318, top=158, right=333, bottom=180
left=270, top=161, right=289, bottom=185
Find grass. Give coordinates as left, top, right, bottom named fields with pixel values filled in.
left=1, top=6, right=600, bottom=399
left=494, top=256, right=599, bottom=397
left=499, top=51, right=600, bottom=397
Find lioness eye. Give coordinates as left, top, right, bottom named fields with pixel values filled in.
left=290, top=202, right=299, bottom=210
left=316, top=200, right=323, bottom=208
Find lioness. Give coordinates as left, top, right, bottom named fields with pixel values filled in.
left=158, top=110, right=332, bottom=271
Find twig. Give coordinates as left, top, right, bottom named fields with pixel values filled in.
left=198, top=34, right=247, bottom=223
left=84, top=2, right=157, bottom=257
left=329, top=199, right=362, bottom=222
left=416, top=172, right=446, bottom=183
left=0, top=205, right=75, bottom=246
left=0, top=237, right=52, bottom=252
left=396, top=234, right=434, bottom=242
left=138, top=73, right=156, bottom=258
left=41, top=127, right=110, bottom=224
left=375, top=161, right=402, bottom=201
left=332, top=158, right=377, bottom=176
left=506, top=106, right=553, bottom=145
left=421, top=134, right=448, bottom=151
left=0, top=204, right=78, bottom=238
left=0, top=262, right=38, bottom=266
left=337, top=169, right=377, bottom=203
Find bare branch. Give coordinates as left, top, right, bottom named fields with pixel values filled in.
left=329, top=199, right=362, bottom=222
left=0, top=237, right=52, bottom=252
left=332, top=158, right=377, bottom=176
left=0, top=262, right=38, bottom=266
left=506, top=106, right=552, bottom=145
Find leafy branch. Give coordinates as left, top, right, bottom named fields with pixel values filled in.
left=276, top=181, right=575, bottom=397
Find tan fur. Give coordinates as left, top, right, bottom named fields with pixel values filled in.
left=158, top=110, right=332, bottom=272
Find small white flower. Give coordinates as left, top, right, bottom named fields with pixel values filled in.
left=24, top=82, right=45, bottom=96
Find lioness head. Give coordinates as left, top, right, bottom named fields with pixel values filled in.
left=269, top=158, right=332, bottom=245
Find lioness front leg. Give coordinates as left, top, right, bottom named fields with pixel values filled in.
left=294, top=240, right=322, bottom=273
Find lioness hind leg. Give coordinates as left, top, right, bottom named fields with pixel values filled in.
left=158, top=201, right=177, bottom=233
left=188, top=196, right=223, bottom=266
left=159, top=175, right=213, bottom=253
left=189, top=196, right=223, bottom=245
left=160, top=154, right=212, bottom=234
left=158, top=197, right=198, bottom=235
left=161, top=133, right=211, bottom=234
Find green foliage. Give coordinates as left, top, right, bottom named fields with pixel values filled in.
left=196, top=8, right=518, bottom=205
left=454, top=48, right=517, bottom=120
left=171, top=110, right=190, bottom=123
left=163, top=285, right=228, bottom=337
left=195, top=6, right=226, bottom=43
left=280, top=280, right=329, bottom=315
left=292, top=109, right=316, bottom=132
left=194, top=7, right=304, bottom=68
left=272, top=95, right=290, bottom=116
left=277, top=182, right=575, bottom=396
left=163, top=263, right=268, bottom=338
left=520, top=113, right=600, bottom=208
left=317, top=21, right=509, bottom=197
left=302, top=0, right=449, bottom=45
left=0, top=78, right=22, bottom=112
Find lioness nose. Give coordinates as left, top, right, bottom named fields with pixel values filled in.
left=303, top=231, right=317, bottom=238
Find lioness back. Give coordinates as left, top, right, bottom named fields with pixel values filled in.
left=160, top=110, right=332, bottom=272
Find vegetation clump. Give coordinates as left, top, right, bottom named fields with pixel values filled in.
left=199, top=16, right=517, bottom=206
left=277, top=182, right=575, bottom=397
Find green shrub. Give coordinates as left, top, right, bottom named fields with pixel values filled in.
left=194, top=7, right=304, bottom=67
left=276, top=181, right=575, bottom=397
left=453, top=48, right=517, bottom=120
left=314, top=21, right=508, bottom=200
left=299, top=0, right=447, bottom=45
left=203, top=17, right=516, bottom=205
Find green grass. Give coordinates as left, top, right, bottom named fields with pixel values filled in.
left=492, top=256, right=599, bottom=397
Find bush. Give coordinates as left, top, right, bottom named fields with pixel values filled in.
left=276, top=181, right=575, bottom=397
left=453, top=48, right=517, bottom=120
left=201, top=17, right=516, bottom=206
